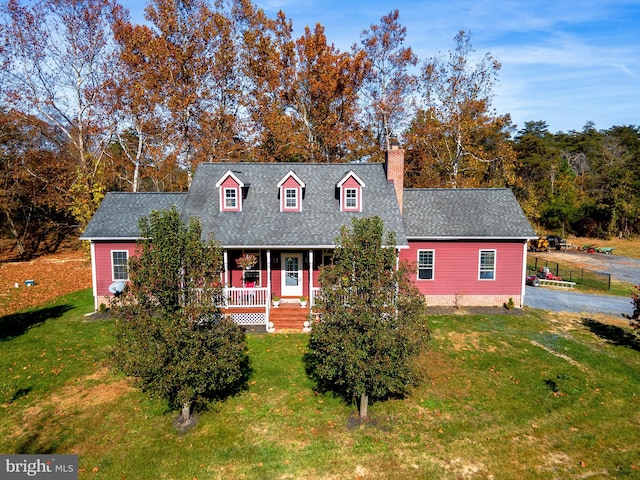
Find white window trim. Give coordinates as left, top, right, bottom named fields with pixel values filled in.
left=284, top=187, right=298, bottom=210
left=224, top=187, right=238, bottom=209
left=478, top=249, right=496, bottom=280
left=417, top=249, right=435, bottom=281
left=345, top=187, right=358, bottom=209
left=215, top=171, right=244, bottom=212
left=111, top=250, right=129, bottom=281
left=337, top=171, right=365, bottom=212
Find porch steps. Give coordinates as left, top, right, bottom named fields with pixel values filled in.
left=269, top=300, right=310, bottom=332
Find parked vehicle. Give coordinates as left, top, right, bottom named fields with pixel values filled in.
left=537, top=266, right=563, bottom=281
left=529, top=237, right=550, bottom=252
left=546, top=235, right=567, bottom=250
left=526, top=275, right=541, bottom=287
left=526, top=267, right=564, bottom=287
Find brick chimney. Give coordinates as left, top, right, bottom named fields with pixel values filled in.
left=385, top=142, right=405, bottom=214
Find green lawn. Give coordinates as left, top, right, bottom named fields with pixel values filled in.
left=1, top=289, right=639, bottom=479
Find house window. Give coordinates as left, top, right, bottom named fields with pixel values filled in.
left=479, top=250, right=496, bottom=280
left=112, top=250, right=129, bottom=281
left=337, top=172, right=364, bottom=212
left=417, top=250, right=434, bottom=280
left=345, top=188, right=358, bottom=209
left=243, top=253, right=261, bottom=286
left=224, top=188, right=237, bottom=208
left=285, top=188, right=298, bottom=209
left=321, top=250, right=333, bottom=267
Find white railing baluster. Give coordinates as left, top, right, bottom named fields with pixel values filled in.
left=221, top=287, right=268, bottom=307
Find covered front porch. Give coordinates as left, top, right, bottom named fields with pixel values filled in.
left=221, top=248, right=326, bottom=332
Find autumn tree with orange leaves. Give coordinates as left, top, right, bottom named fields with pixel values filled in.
left=241, top=6, right=369, bottom=163
left=112, top=0, right=246, bottom=186
left=0, top=108, right=76, bottom=257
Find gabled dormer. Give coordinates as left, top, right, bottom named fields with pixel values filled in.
left=215, top=170, right=244, bottom=212
left=277, top=171, right=305, bottom=212
left=337, top=170, right=365, bottom=212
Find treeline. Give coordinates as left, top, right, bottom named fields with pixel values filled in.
left=513, top=121, right=640, bottom=240
left=1, top=0, right=638, bottom=258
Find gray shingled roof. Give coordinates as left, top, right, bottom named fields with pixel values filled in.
left=402, top=188, right=537, bottom=239
left=81, top=167, right=536, bottom=245
left=80, top=192, right=187, bottom=239
left=181, top=162, right=407, bottom=248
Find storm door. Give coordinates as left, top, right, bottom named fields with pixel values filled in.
left=281, top=253, right=303, bottom=297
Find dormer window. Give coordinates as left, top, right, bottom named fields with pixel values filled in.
left=278, top=171, right=305, bottom=212
left=285, top=188, right=298, bottom=209
left=337, top=171, right=365, bottom=212
left=215, top=170, right=244, bottom=212
left=225, top=188, right=238, bottom=208
left=345, top=188, right=358, bottom=209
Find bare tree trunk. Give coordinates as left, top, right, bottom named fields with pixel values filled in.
left=3, top=208, right=26, bottom=257
left=359, top=392, right=368, bottom=422
left=181, top=402, right=191, bottom=422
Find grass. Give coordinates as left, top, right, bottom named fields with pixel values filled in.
left=1, top=290, right=640, bottom=478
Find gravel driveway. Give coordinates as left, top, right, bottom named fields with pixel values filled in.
left=524, top=286, right=634, bottom=317
left=524, top=251, right=639, bottom=317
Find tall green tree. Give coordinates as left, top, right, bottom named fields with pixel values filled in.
left=113, top=207, right=249, bottom=422
left=540, top=157, right=578, bottom=235
left=305, top=216, right=429, bottom=422
left=512, top=121, right=563, bottom=223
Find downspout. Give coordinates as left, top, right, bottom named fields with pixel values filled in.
left=90, top=242, right=98, bottom=311
left=520, top=242, right=527, bottom=308
left=395, top=248, right=400, bottom=319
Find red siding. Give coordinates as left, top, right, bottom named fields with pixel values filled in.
left=400, top=240, right=525, bottom=297
left=93, top=242, right=139, bottom=296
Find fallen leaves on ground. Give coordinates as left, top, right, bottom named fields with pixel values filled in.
left=0, top=250, right=92, bottom=317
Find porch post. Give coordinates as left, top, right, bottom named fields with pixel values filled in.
left=223, top=249, right=229, bottom=286
left=266, top=249, right=272, bottom=332
left=308, top=249, right=313, bottom=301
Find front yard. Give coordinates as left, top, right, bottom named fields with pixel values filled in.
left=1, top=288, right=638, bottom=479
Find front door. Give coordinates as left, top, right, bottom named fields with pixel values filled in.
left=281, top=253, right=303, bottom=297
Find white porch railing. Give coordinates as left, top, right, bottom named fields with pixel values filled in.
left=223, top=287, right=269, bottom=307
left=310, top=287, right=321, bottom=307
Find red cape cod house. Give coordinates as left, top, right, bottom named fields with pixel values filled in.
left=80, top=146, right=537, bottom=331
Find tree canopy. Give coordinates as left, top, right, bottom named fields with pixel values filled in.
left=1, top=0, right=639, bottom=258
left=113, top=207, right=250, bottom=421
left=305, top=216, right=430, bottom=422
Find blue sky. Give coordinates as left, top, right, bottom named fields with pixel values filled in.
left=125, top=0, right=640, bottom=133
